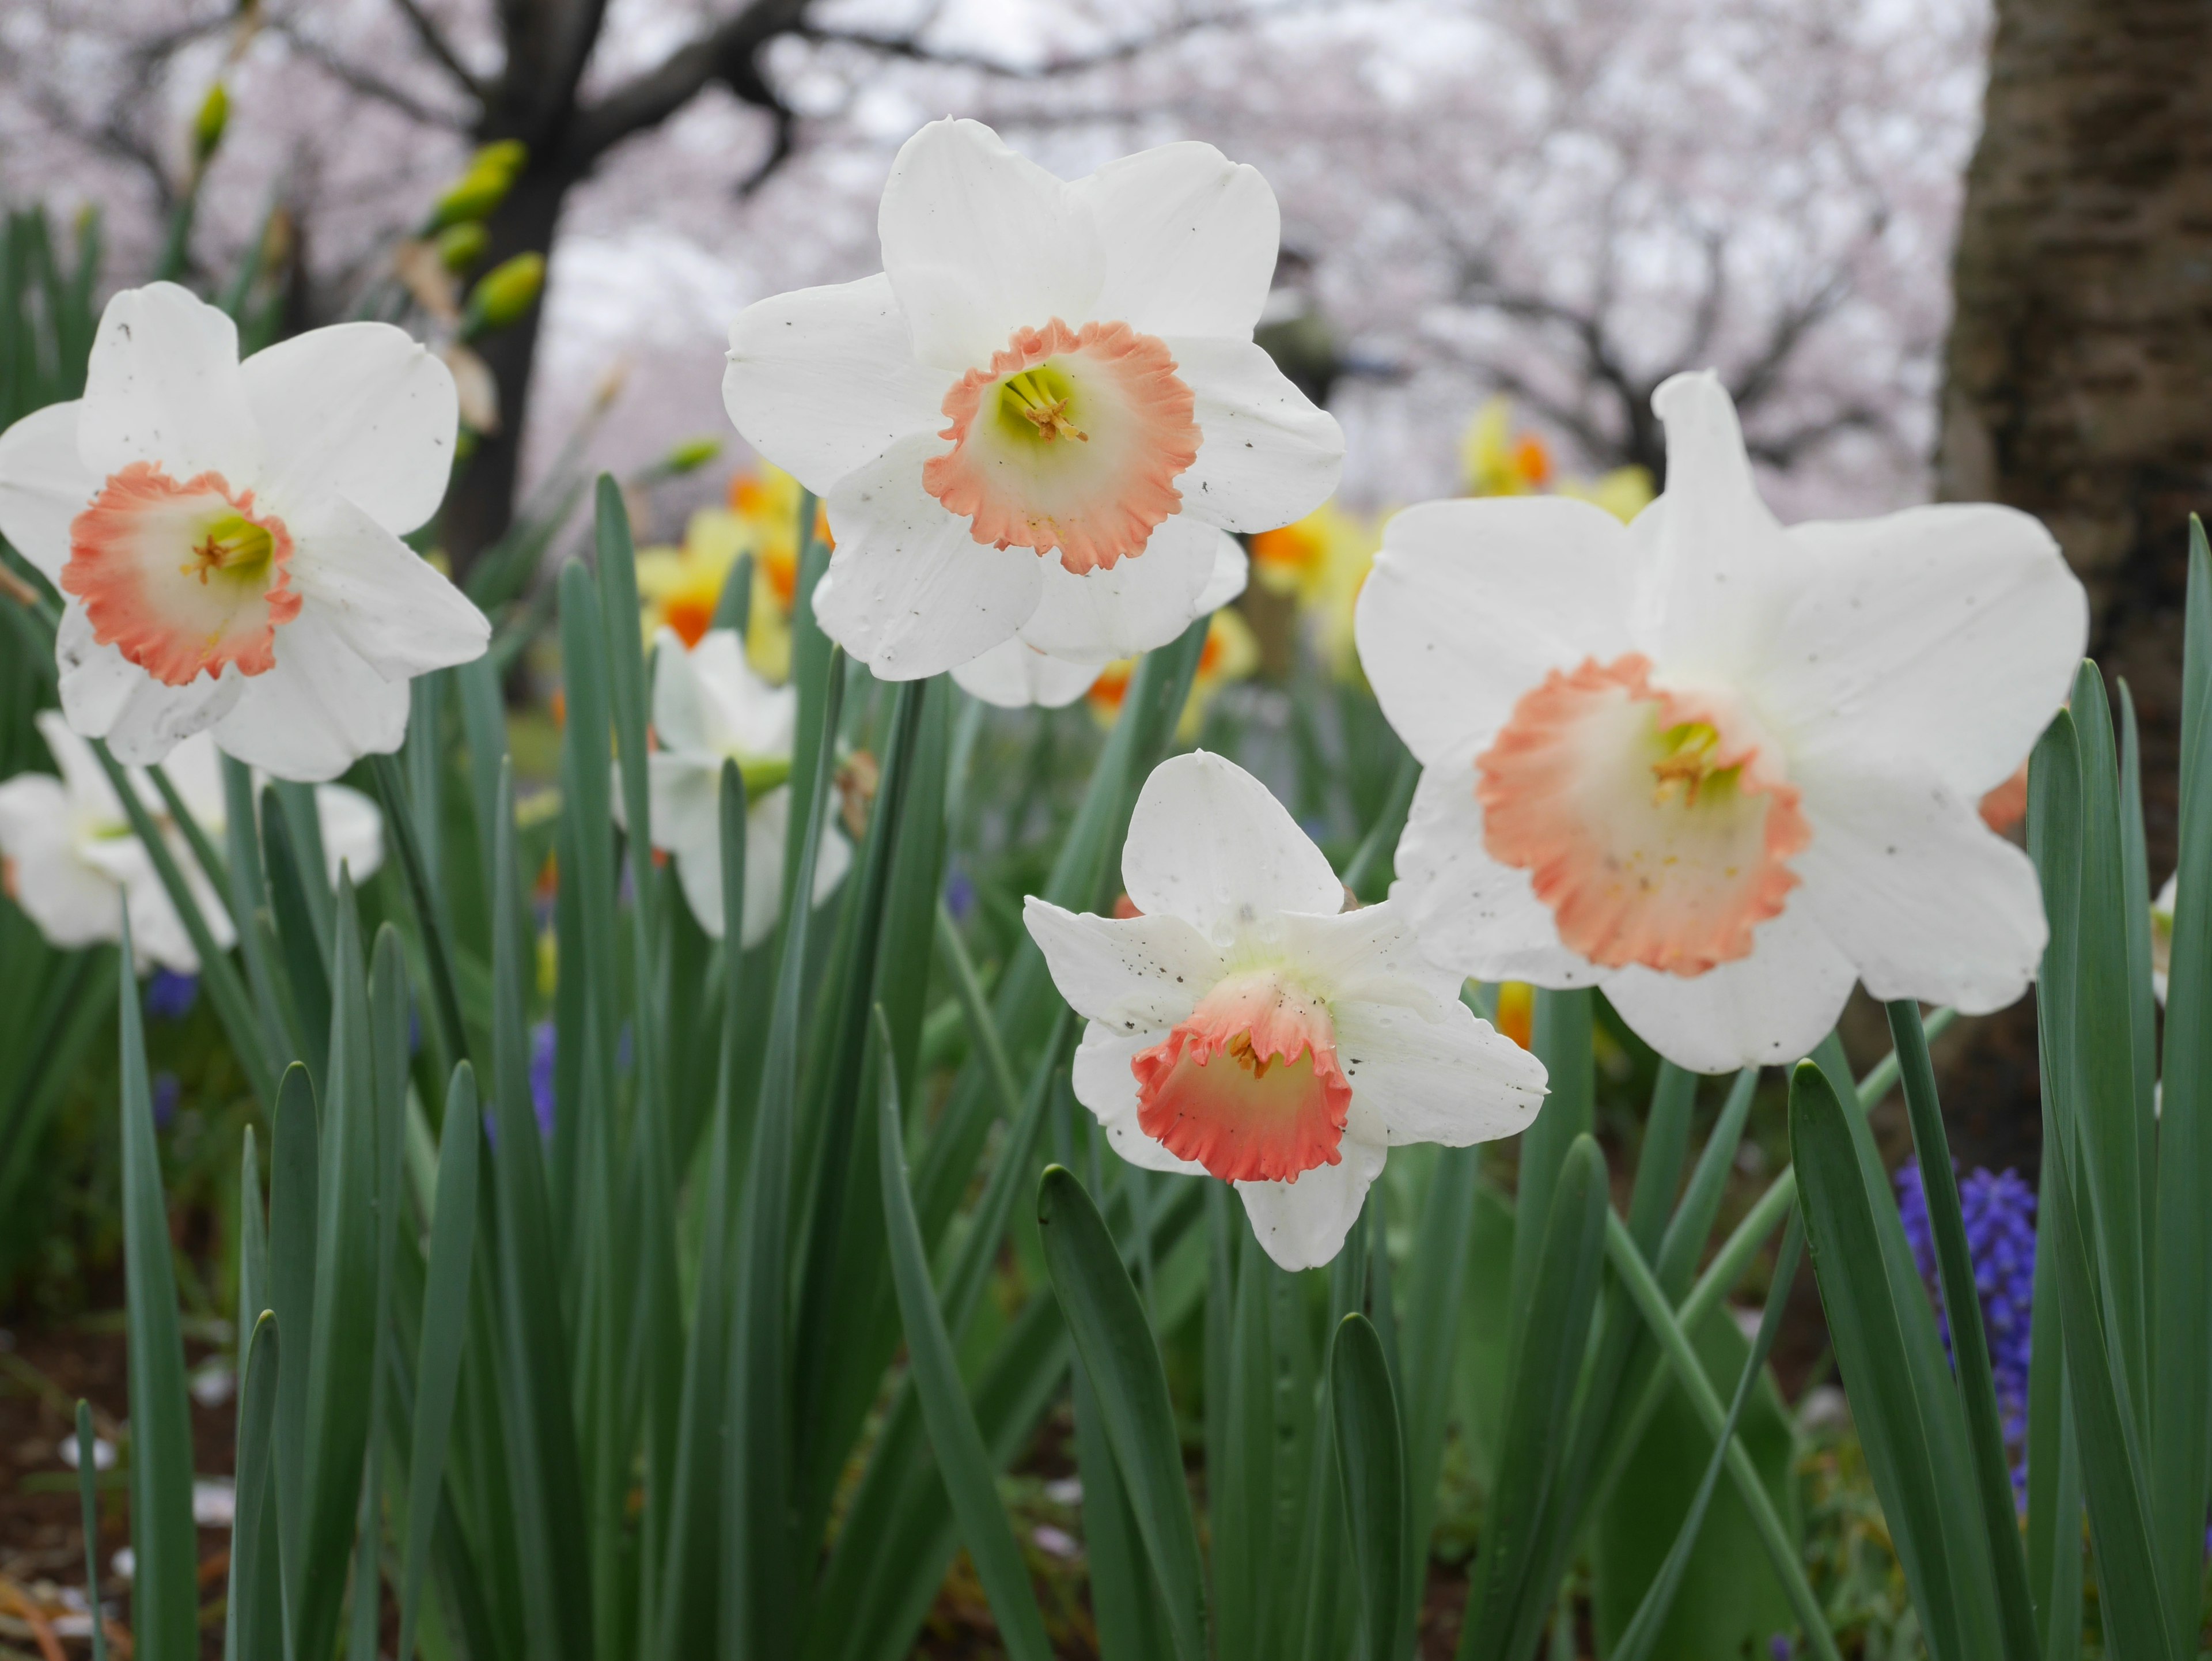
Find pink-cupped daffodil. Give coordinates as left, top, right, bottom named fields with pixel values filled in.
left=0, top=283, right=488, bottom=781
left=1356, top=371, right=2088, bottom=1073
left=722, top=119, right=1342, bottom=684
left=1025, top=752, right=1546, bottom=1270
left=0, top=713, right=381, bottom=974
left=952, top=528, right=1250, bottom=710
left=615, top=627, right=850, bottom=948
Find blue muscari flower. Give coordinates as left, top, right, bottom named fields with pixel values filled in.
left=151, top=1071, right=181, bottom=1130
left=944, top=866, right=976, bottom=925
left=529, top=1020, right=557, bottom=1142
left=143, top=969, right=198, bottom=1022
left=1896, top=1159, right=2037, bottom=1501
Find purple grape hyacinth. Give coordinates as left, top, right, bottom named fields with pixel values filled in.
left=1896, top=1159, right=2037, bottom=1499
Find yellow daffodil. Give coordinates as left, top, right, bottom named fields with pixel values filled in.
left=635, top=463, right=831, bottom=678
left=1249, top=501, right=1382, bottom=681
left=1086, top=608, right=1259, bottom=739
left=1462, top=398, right=1554, bottom=497
left=635, top=509, right=743, bottom=652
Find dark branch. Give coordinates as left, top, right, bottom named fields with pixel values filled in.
left=801, top=2, right=1310, bottom=75
left=566, top=0, right=808, bottom=168
left=272, top=22, right=474, bottom=128
left=387, top=0, right=490, bottom=102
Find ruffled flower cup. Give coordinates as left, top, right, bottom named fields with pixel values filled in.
left=617, top=627, right=851, bottom=948
left=722, top=119, right=1341, bottom=689
left=0, top=713, right=381, bottom=974
left=0, top=282, right=490, bottom=781
left=1025, top=751, right=1546, bottom=1270
left=1355, top=370, right=2089, bottom=1073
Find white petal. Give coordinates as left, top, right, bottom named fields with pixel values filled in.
left=1024, top=896, right=1225, bottom=1032
left=683, top=629, right=795, bottom=759
left=1760, top=505, right=2086, bottom=796
left=742, top=788, right=793, bottom=949
left=1356, top=496, right=1637, bottom=763
left=1122, top=751, right=1343, bottom=934
left=724, top=274, right=950, bottom=494
left=210, top=612, right=409, bottom=782
left=814, top=434, right=1041, bottom=680
left=1336, top=998, right=1547, bottom=1148
left=0, top=773, right=120, bottom=952
left=1071, top=142, right=1279, bottom=339
left=952, top=636, right=1103, bottom=709
left=1271, top=902, right=1463, bottom=1010
left=649, top=631, right=715, bottom=758
left=1195, top=532, right=1249, bottom=612
left=1391, top=754, right=1604, bottom=986
left=240, top=323, right=459, bottom=534
left=1164, top=336, right=1343, bottom=532
left=1235, top=1136, right=1387, bottom=1272
left=78, top=283, right=259, bottom=482
left=1601, top=900, right=1857, bottom=1074
left=1016, top=514, right=1223, bottom=661
left=0, top=400, right=100, bottom=581
left=287, top=495, right=489, bottom=679
left=1794, top=761, right=2046, bottom=1014
left=1070, top=1024, right=1210, bottom=1176
left=1638, top=371, right=1791, bottom=678
left=878, top=119, right=1103, bottom=371
left=56, top=604, right=245, bottom=764
left=315, top=782, right=386, bottom=887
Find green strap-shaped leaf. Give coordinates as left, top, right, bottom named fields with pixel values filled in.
left=398, top=1064, right=482, bottom=1661
left=117, top=911, right=197, bottom=1661
left=874, top=1007, right=1053, bottom=1661
left=224, top=1312, right=281, bottom=1661
left=1036, top=1163, right=1209, bottom=1661
left=369, top=751, right=471, bottom=1069
left=75, top=1401, right=109, bottom=1661
left=267, top=1062, right=317, bottom=1654
left=1331, top=1312, right=1406, bottom=1661
left=262, top=786, right=332, bottom=1088
left=1788, top=1058, right=1999, bottom=1661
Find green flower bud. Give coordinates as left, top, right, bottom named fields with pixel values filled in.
left=435, top=221, right=489, bottom=273
left=462, top=252, right=545, bottom=335
left=471, top=139, right=528, bottom=181
left=192, top=82, right=229, bottom=165
left=427, top=166, right=512, bottom=232
left=664, top=436, right=724, bottom=475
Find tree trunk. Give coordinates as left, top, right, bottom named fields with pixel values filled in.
left=440, top=162, right=574, bottom=572
left=1933, top=0, right=2212, bottom=1170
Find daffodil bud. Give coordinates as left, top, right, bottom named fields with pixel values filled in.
left=192, top=82, right=229, bottom=165
left=461, top=252, right=544, bottom=336
left=435, top=222, right=488, bottom=273
left=427, top=167, right=512, bottom=232
left=472, top=139, right=528, bottom=181
left=663, top=436, right=723, bottom=475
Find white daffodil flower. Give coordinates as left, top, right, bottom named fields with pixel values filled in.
left=723, top=118, right=1340, bottom=686
left=952, top=527, right=1253, bottom=710
left=619, top=627, right=851, bottom=948
left=2153, top=871, right=2177, bottom=1004
left=1025, top=751, right=1546, bottom=1271
left=0, top=712, right=382, bottom=974
left=1355, top=370, right=2088, bottom=1074
left=0, top=282, right=490, bottom=781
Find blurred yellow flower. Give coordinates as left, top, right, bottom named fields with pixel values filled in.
left=1085, top=607, right=1259, bottom=739
left=1462, top=399, right=1554, bottom=497
left=635, top=463, right=830, bottom=679
left=1249, top=502, right=1382, bottom=680
left=1463, top=396, right=1653, bottom=523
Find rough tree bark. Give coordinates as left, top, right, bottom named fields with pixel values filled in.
left=1933, top=0, right=2212, bottom=1168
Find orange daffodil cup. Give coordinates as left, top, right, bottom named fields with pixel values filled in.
left=1025, top=752, right=1546, bottom=1271
left=0, top=283, right=489, bottom=780
left=721, top=119, right=1342, bottom=691
left=1355, top=371, right=2089, bottom=1073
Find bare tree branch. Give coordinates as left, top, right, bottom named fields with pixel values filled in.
left=565, top=0, right=808, bottom=169
left=387, top=0, right=490, bottom=102
left=270, top=22, right=473, bottom=128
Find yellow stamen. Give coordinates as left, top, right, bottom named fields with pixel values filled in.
left=180, top=512, right=275, bottom=586
left=999, top=368, right=1088, bottom=444
left=1650, top=720, right=1733, bottom=807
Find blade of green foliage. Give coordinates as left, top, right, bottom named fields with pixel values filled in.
left=2026, top=1129, right=2084, bottom=1661
left=1037, top=1163, right=1208, bottom=1661
left=1342, top=750, right=1419, bottom=902
left=488, top=757, right=596, bottom=1661
left=75, top=1399, right=109, bottom=1661
left=0, top=948, right=118, bottom=1234
left=1884, top=998, right=2041, bottom=1658
left=2150, top=516, right=2212, bottom=1652
left=117, top=910, right=198, bottom=1661
left=1602, top=1205, right=1840, bottom=1661
left=1458, top=1133, right=1607, bottom=1661
left=267, top=1062, right=317, bottom=1653
left=372, top=751, right=472, bottom=1069
left=1331, top=1312, right=1406, bottom=1661
left=654, top=761, right=748, bottom=1661
left=1392, top=1142, right=1478, bottom=1657
left=1505, top=990, right=1593, bottom=1351
left=262, top=786, right=333, bottom=1087
left=722, top=652, right=846, bottom=1661
left=1789, top=1057, right=2001, bottom=1661
left=1607, top=1214, right=1803, bottom=1661
left=1211, top=1210, right=1276, bottom=1661
left=224, top=1312, right=281, bottom=1661
left=399, top=1064, right=482, bottom=1661
left=219, top=756, right=297, bottom=1070
left=1073, top=1329, right=1179, bottom=1661
left=874, top=1007, right=1054, bottom=1661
